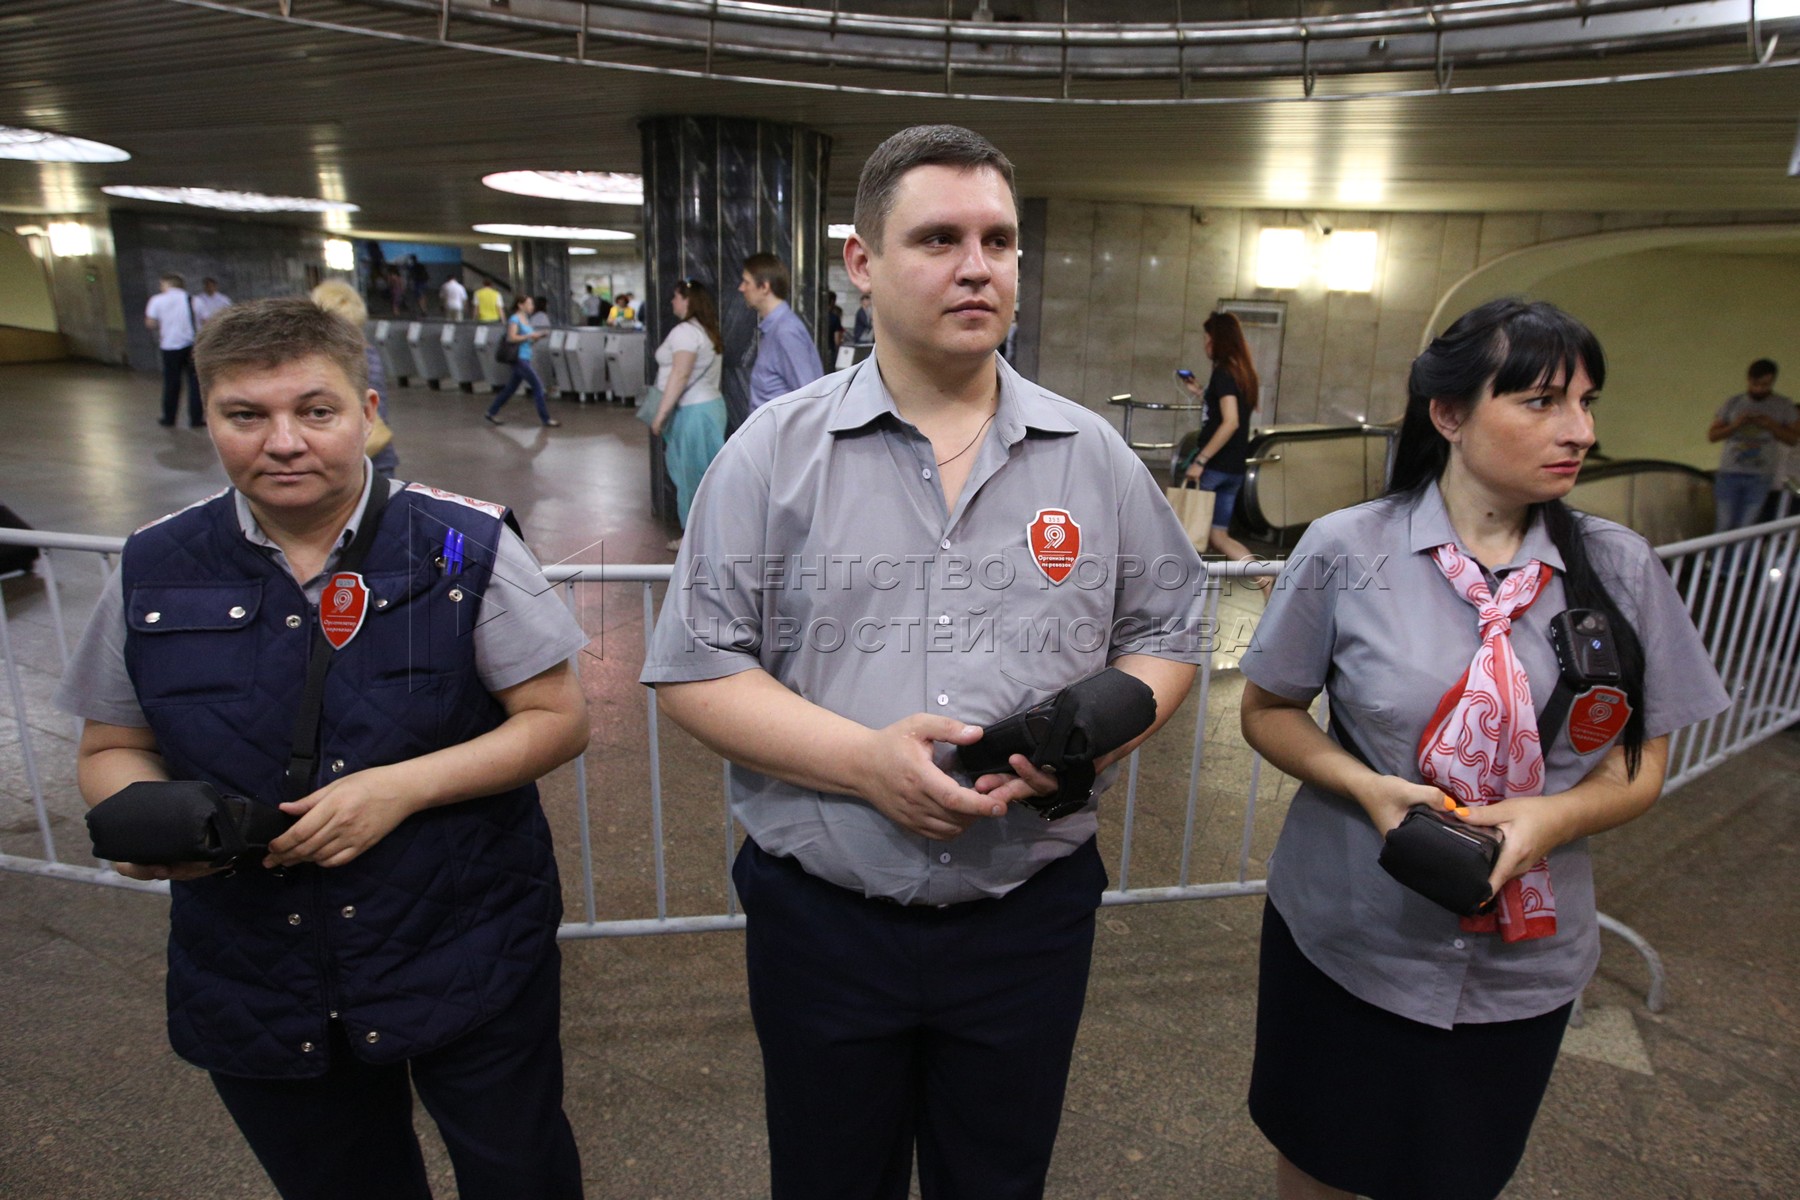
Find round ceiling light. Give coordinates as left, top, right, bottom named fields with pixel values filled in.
left=0, top=125, right=130, bottom=163
left=482, top=171, right=643, bottom=205
left=828, top=224, right=857, bottom=239
left=569, top=247, right=598, bottom=255
left=478, top=242, right=513, bottom=252
left=472, top=223, right=633, bottom=241
left=102, top=185, right=359, bottom=213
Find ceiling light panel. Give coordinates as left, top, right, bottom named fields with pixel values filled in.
left=102, top=185, right=358, bottom=213
left=472, top=223, right=632, bottom=240
left=0, top=125, right=130, bottom=163
left=482, top=171, right=643, bottom=205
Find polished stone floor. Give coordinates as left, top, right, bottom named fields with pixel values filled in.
left=1, top=361, right=1796, bottom=1199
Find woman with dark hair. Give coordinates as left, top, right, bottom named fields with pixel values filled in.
left=647, top=279, right=727, bottom=551
left=1236, top=298, right=1727, bottom=1200
left=485, top=294, right=558, bottom=427
left=1178, top=310, right=1267, bottom=591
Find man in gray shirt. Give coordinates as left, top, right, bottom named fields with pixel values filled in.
left=1707, top=357, right=1798, bottom=530
left=642, top=125, right=1208, bottom=1199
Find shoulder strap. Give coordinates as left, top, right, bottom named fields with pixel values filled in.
left=279, top=478, right=394, bottom=804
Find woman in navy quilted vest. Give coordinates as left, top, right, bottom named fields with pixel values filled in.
left=55, top=298, right=592, bottom=1200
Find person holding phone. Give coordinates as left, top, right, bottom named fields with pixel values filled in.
left=1176, top=310, right=1267, bottom=592
left=1236, top=299, right=1727, bottom=1200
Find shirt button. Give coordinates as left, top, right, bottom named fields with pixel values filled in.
left=1453, top=938, right=1467, bottom=950
left=228, top=605, right=246, bottom=619
left=286, top=913, right=301, bottom=926
left=300, top=1042, right=315, bottom=1053
left=937, top=614, right=951, bottom=625
left=285, top=614, right=303, bottom=629
left=938, top=852, right=952, bottom=864
left=340, top=905, right=356, bottom=919
left=922, top=468, right=932, bottom=480
left=936, top=693, right=949, bottom=706
left=144, top=611, right=162, bottom=624
left=940, top=539, right=951, bottom=550
left=364, top=1030, right=380, bottom=1045
left=331, top=759, right=346, bottom=773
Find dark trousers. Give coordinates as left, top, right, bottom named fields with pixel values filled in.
left=159, top=346, right=202, bottom=425
left=209, top=948, right=583, bottom=1200
left=487, top=361, right=550, bottom=423
left=733, top=837, right=1105, bottom=1200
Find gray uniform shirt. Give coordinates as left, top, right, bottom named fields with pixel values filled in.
left=55, top=467, right=589, bottom=727
left=641, top=353, right=1210, bottom=906
left=1241, top=482, right=1728, bottom=1028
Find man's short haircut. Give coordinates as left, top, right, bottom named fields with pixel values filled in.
left=1750, top=358, right=1779, bottom=379
left=852, top=124, right=1017, bottom=253
left=161, top=272, right=185, bottom=289
left=741, top=253, right=790, bottom=301
left=195, top=297, right=369, bottom=399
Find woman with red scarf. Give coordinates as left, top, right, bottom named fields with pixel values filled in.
left=1238, top=299, right=1727, bottom=1200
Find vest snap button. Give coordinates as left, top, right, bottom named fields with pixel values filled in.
left=448, top=587, right=464, bottom=602
left=287, top=913, right=301, bottom=926
left=341, top=905, right=356, bottom=919
left=375, top=598, right=389, bottom=609
left=285, top=615, right=303, bottom=629
left=331, top=759, right=346, bottom=773
left=301, top=1042, right=315, bottom=1053
left=364, top=1030, right=380, bottom=1044
left=144, top=611, right=162, bottom=624
left=228, top=605, right=247, bottom=619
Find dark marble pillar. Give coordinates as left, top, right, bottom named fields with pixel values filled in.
left=514, top=239, right=571, bottom=325
left=640, top=117, right=830, bottom=430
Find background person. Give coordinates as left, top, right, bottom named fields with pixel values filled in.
left=1177, top=310, right=1267, bottom=593
left=192, top=277, right=233, bottom=329
left=737, top=252, right=823, bottom=410
left=54, top=297, right=592, bottom=1200
left=645, top=279, right=727, bottom=553
left=440, top=273, right=468, bottom=321
left=484, top=294, right=558, bottom=427
left=144, top=272, right=201, bottom=428
left=1707, top=358, right=1797, bottom=530
left=643, top=123, right=1207, bottom=1200
left=1238, top=298, right=1728, bottom=1200
left=311, top=279, right=399, bottom=478
left=473, top=278, right=504, bottom=323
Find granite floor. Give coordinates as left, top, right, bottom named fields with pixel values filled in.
left=0, top=360, right=1795, bottom=1199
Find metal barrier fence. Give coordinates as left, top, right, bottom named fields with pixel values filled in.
left=4, top=515, right=1799, bottom=1011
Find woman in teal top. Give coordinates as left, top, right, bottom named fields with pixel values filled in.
left=485, top=295, right=559, bottom=427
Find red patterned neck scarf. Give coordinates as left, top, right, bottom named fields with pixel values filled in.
left=1416, top=544, right=1558, bottom=943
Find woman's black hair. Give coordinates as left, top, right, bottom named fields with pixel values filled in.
left=1386, top=298, right=1646, bottom=776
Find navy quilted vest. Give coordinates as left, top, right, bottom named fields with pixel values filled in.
left=121, top=487, right=562, bottom=1079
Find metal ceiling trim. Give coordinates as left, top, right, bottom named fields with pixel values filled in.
left=165, top=0, right=1800, bottom=105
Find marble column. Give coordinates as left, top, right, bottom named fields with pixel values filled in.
left=640, top=117, right=831, bottom=430
left=514, top=239, right=571, bottom=325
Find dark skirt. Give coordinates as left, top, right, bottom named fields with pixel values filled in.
left=1248, top=902, right=1572, bottom=1200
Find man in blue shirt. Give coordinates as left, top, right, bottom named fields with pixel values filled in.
left=739, top=253, right=824, bottom=410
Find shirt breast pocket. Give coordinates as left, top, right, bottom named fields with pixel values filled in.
left=993, top=546, right=1112, bottom=692
left=128, top=582, right=262, bottom=707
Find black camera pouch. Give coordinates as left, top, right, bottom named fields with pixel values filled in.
left=956, top=668, right=1158, bottom=820
left=1377, top=804, right=1501, bottom=917
left=86, top=780, right=292, bottom=867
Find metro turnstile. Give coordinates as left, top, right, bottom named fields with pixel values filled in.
left=404, top=321, right=449, bottom=387
left=369, top=320, right=413, bottom=388
left=560, top=327, right=609, bottom=399
left=604, top=329, right=647, bottom=402
left=440, top=322, right=482, bottom=390
left=542, top=329, right=575, bottom=398
left=471, top=324, right=512, bottom=388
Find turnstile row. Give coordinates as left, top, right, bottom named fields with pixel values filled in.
left=363, top=320, right=647, bottom=402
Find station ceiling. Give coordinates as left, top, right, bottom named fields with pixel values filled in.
left=2, top=0, right=1798, bottom=247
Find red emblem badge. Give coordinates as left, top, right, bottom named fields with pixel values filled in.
left=319, top=572, right=369, bottom=650
left=1568, top=685, right=1631, bottom=754
left=1028, top=509, right=1080, bottom=585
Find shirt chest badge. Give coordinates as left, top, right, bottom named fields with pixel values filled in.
left=1028, top=509, right=1081, bottom=585
left=1568, top=685, right=1631, bottom=754
left=320, top=572, right=370, bottom=650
